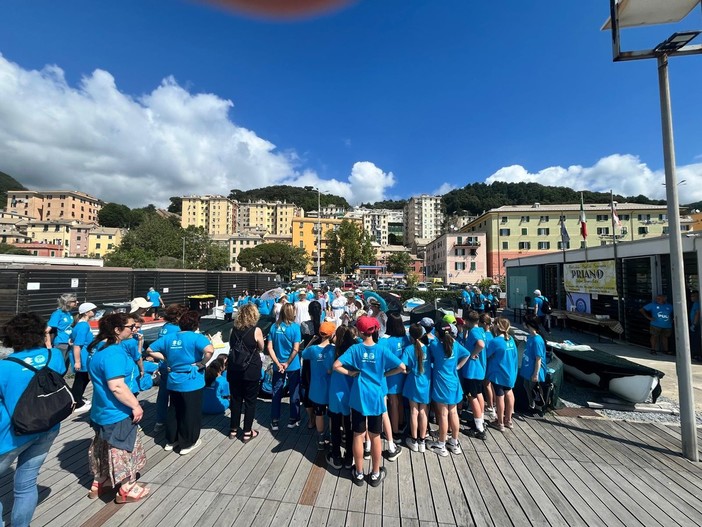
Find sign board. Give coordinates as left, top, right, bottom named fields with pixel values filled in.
left=163, top=288, right=169, bottom=293
left=27, top=282, right=40, bottom=290
left=71, top=278, right=79, bottom=288
left=564, top=260, right=617, bottom=295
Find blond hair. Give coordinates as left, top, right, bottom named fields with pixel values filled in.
left=277, top=303, right=296, bottom=325
left=234, top=303, right=260, bottom=330
left=493, top=317, right=512, bottom=341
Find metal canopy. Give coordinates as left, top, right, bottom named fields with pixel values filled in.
left=602, top=0, right=700, bottom=30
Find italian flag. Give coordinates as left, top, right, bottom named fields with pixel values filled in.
left=579, top=193, right=587, bottom=239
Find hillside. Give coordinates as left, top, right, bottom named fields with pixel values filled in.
left=0, top=170, right=27, bottom=207
left=228, top=185, right=350, bottom=212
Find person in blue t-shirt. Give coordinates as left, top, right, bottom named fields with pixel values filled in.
left=121, top=318, right=145, bottom=396
left=267, top=303, right=303, bottom=431
left=44, top=293, right=78, bottom=366
left=381, top=313, right=411, bottom=440
left=326, top=326, right=356, bottom=470
left=640, top=294, right=674, bottom=355
left=334, top=316, right=406, bottom=488
left=460, top=311, right=488, bottom=440
left=532, top=289, right=551, bottom=334
left=203, top=357, right=230, bottom=414
left=402, top=324, right=432, bottom=453
left=87, top=313, right=149, bottom=504
left=148, top=310, right=214, bottom=455
left=223, top=291, right=235, bottom=322
left=428, top=323, right=470, bottom=457
left=146, top=287, right=165, bottom=320
left=0, top=313, right=68, bottom=525
left=485, top=317, right=519, bottom=432
left=69, top=302, right=97, bottom=414
left=301, top=321, right=336, bottom=450
left=519, top=315, right=548, bottom=411
left=479, top=314, right=497, bottom=422
left=461, top=286, right=472, bottom=315
left=690, top=290, right=701, bottom=361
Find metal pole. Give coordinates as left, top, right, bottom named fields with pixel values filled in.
left=182, top=237, right=186, bottom=269
left=657, top=54, right=698, bottom=462
left=317, top=188, right=321, bottom=286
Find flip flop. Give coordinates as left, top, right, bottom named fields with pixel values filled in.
left=241, top=429, right=259, bottom=443
left=115, top=483, right=150, bottom=504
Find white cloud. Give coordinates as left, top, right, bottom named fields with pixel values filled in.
left=433, top=182, right=456, bottom=195
left=0, top=54, right=395, bottom=208
left=486, top=154, right=702, bottom=203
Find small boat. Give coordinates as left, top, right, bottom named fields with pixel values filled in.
left=403, top=297, right=425, bottom=312
left=548, top=341, right=664, bottom=403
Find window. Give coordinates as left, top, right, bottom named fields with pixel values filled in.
left=638, top=214, right=651, bottom=222
left=580, top=241, right=587, bottom=249
left=502, top=241, right=509, bottom=250
left=620, top=214, right=630, bottom=221
left=470, top=262, right=476, bottom=271
left=537, top=228, right=550, bottom=236
left=597, top=227, right=610, bottom=235
left=96, top=243, right=101, bottom=249
left=596, top=214, right=608, bottom=222
left=499, top=228, right=510, bottom=236
left=557, top=241, right=570, bottom=250
left=638, top=226, right=649, bottom=235
left=455, top=262, right=465, bottom=271
left=539, top=215, right=549, bottom=222
left=456, top=236, right=462, bottom=245
left=520, top=216, right=530, bottom=223
left=537, top=241, right=550, bottom=250
left=659, top=214, right=667, bottom=221
left=518, top=241, right=531, bottom=250
left=521, top=228, right=528, bottom=236
left=501, top=216, right=508, bottom=223
left=455, top=248, right=465, bottom=256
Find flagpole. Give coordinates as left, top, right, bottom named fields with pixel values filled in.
left=560, top=216, right=568, bottom=310
left=581, top=192, right=589, bottom=262
left=611, top=190, right=622, bottom=324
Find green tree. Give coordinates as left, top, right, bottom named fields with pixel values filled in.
left=168, top=196, right=182, bottom=214
left=98, top=203, right=133, bottom=228
left=237, top=243, right=309, bottom=279
left=324, top=220, right=375, bottom=274
left=386, top=251, right=412, bottom=275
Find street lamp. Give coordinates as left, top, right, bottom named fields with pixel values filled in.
left=603, top=0, right=701, bottom=461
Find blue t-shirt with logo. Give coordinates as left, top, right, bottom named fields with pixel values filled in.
left=461, top=326, right=487, bottom=381
left=223, top=297, right=234, bottom=314
left=69, top=320, right=93, bottom=373
left=382, top=335, right=410, bottom=395
left=146, top=290, right=162, bottom=307
left=122, top=337, right=142, bottom=393
left=643, top=302, right=674, bottom=329
left=302, top=344, right=334, bottom=405
left=338, top=342, right=402, bottom=416
left=0, top=347, right=67, bottom=455
left=486, top=335, right=519, bottom=388
left=47, top=308, right=73, bottom=346
left=269, top=322, right=302, bottom=372
left=88, top=342, right=135, bottom=426
left=519, top=334, right=547, bottom=382
left=429, top=339, right=469, bottom=405
left=401, top=343, right=432, bottom=404
left=149, top=331, right=211, bottom=392
left=203, top=376, right=230, bottom=414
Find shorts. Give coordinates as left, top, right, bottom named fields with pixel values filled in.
left=649, top=325, right=672, bottom=338
left=351, top=409, right=382, bottom=435
left=493, top=384, right=513, bottom=397
left=461, top=378, right=484, bottom=398
left=313, top=403, right=327, bottom=417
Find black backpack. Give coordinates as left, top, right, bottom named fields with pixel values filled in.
left=540, top=297, right=553, bottom=315
left=229, top=327, right=256, bottom=371
left=471, top=293, right=483, bottom=310
left=5, top=349, right=76, bottom=436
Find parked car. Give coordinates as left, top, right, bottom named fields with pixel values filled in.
left=416, top=282, right=429, bottom=292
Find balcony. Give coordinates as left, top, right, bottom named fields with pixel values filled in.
left=453, top=239, right=481, bottom=248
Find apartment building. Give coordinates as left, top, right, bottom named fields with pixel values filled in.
left=461, top=202, right=682, bottom=278
left=228, top=232, right=266, bottom=272
left=424, top=232, right=488, bottom=285
left=403, top=195, right=444, bottom=248
left=6, top=190, right=102, bottom=224
left=88, top=227, right=125, bottom=258
left=292, top=217, right=362, bottom=274
left=181, top=195, right=236, bottom=236
left=235, top=201, right=303, bottom=235
left=26, top=220, right=92, bottom=257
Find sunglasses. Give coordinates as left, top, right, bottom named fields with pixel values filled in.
left=124, top=324, right=139, bottom=330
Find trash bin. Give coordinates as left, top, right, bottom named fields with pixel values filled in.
left=188, top=294, right=217, bottom=315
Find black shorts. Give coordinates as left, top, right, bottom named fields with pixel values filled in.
left=351, top=409, right=382, bottom=435
left=493, top=384, right=513, bottom=397
left=461, top=378, right=483, bottom=398
left=313, top=403, right=327, bottom=417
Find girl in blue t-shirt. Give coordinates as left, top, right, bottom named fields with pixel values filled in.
left=326, top=326, right=356, bottom=470
left=381, top=313, right=411, bottom=440
left=301, top=321, right=336, bottom=449
left=121, top=317, right=145, bottom=395
left=460, top=310, right=488, bottom=440
left=402, top=324, right=432, bottom=453
left=480, top=314, right=497, bottom=422
left=223, top=291, right=235, bottom=322
left=267, top=303, right=302, bottom=430
left=485, top=317, right=519, bottom=432
left=428, top=323, right=470, bottom=457
left=203, top=357, right=230, bottom=414
left=69, top=302, right=97, bottom=413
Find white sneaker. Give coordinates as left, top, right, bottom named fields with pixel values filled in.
left=405, top=437, right=419, bottom=452
left=418, top=439, right=426, bottom=453
left=428, top=441, right=449, bottom=457
left=179, top=439, right=202, bottom=455
left=446, top=439, right=462, bottom=455
left=74, top=402, right=91, bottom=415
left=164, top=442, right=177, bottom=451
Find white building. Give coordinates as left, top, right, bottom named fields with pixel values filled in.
left=404, top=195, right=444, bottom=248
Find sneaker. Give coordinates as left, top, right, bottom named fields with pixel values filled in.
left=351, top=466, right=365, bottom=487
left=74, top=402, right=92, bottom=415
left=428, top=441, right=449, bottom=457
left=446, top=439, right=462, bottom=455
left=287, top=420, right=300, bottom=429
left=153, top=422, right=165, bottom=433
left=179, top=439, right=202, bottom=455
left=405, top=437, right=419, bottom=452
left=317, top=439, right=327, bottom=451
left=384, top=443, right=402, bottom=462
left=271, top=420, right=279, bottom=432
left=489, top=420, right=505, bottom=433
left=505, top=420, right=514, bottom=430
left=363, top=447, right=371, bottom=460
left=418, top=438, right=426, bottom=453
left=164, top=442, right=177, bottom=451
left=472, top=429, right=487, bottom=441
left=342, top=453, right=354, bottom=469
left=326, top=452, right=343, bottom=469
left=368, top=467, right=387, bottom=487
left=485, top=407, right=497, bottom=421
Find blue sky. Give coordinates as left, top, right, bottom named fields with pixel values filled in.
left=0, top=0, right=700, bottom=208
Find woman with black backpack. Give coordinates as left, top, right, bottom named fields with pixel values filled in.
left=227, top=303, right=264, bottom=442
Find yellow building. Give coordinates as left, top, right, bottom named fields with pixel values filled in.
left=6, top=190, right=102, bottom=224
left=237, top=201, right=303, bottom=235
left=26, top=220, right=93, bottom=257
left=227, top=233, right=266, bottom=272
left=88, top=227, right=125, bottom=258
left=181, top=195, right=236, bottom=236
left=292, top=217, right=361, bottom=274
left=461, top=202, right=684, bottom=279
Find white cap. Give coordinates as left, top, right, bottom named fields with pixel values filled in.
left=130, top=297, right=152, bottom=313
left=534, top=289, right=541, bottom=296
left=78, top=302, right=97, bottom=315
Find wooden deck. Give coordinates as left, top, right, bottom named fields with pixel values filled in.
left=3, top=388, right=702, bottom=527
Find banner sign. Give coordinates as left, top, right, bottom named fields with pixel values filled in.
left=564, top=260, right=617, bottom=295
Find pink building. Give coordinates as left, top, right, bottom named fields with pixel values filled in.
left=424, top=232, right=487, bottom=285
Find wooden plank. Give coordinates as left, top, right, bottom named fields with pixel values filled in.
left=380, top=450, right=400, bottom=519
left=309, top=506, right=330, bottom=527
left=490, top=451, right=548, bottom=526
left=345, top=510, right=364, bottom=527
left=423, top=455, right=454, bottom=525
left=185, top=494, right=240, bottom=527
left=250, top=426, right=301, bottom=499
left=267, top=432, right=312, bottom=501
left=396, top=447, right=418, bottom=520
left=175, top=490, right=219, bottom=526
left=463, top=449, right=515, bottom=526
left=410, top=452, right=435, bottom=523
left=255, top=498, right=284, bottom=526
left=448, top=452, right=489, bottom=527
left=314, top=466, right=340, bottom=510
left=289, top=504, right=313, bottom=526
left=281, top=434, right=317, bottom=503
left=327, top=507, right=347, bottom=525
left=230, top=497, right=265, bottom=527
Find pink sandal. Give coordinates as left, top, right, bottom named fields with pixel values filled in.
left=87, top=479, right=112, bottom=499
left=115, top=482, right=150, bottom=504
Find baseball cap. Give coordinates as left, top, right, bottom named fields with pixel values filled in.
left=440, top=322, right=458, bottom=337
left=319, top=321, right=336, bottom=337
left=78, top=302, right=97, bottom=315
left=356, top=315, right=380, bottom=334
left=130, top=297, right=152, bottom=313
left=534, top=289, right=541, bottom=296
left=419, top=317, right=435, bottom=329
left=442, top=313, right=457, bottom=324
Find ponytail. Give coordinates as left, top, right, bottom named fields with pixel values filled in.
left=494, top=317, right=512, bottom=341
left=408, top=324, right=425, bottom=374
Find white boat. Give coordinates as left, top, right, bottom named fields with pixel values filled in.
left=403, top=297, right=425, bottom=312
